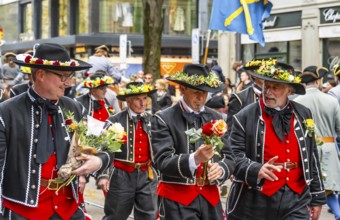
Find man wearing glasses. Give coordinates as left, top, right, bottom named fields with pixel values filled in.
left=0, top=43, right=112, bottom=219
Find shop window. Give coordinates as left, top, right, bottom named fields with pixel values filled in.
left=59, top=0, right=68, bottom=36
left=0, top=2, right=18, bottom=41
left=78, top=0, right=89, bottom=34
left=162, top=0, right=196, bottom=36
left=99, top=0, right=143, bottom=33
left=41, top=0, right=50, bottom=39
left=242, top=41, right=301, bottom=70
left=324, top=38, right=340, bottom=73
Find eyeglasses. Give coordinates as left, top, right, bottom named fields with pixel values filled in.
left=45, top=70, right=75, bottom=82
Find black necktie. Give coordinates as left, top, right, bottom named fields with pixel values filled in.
left=31, top=89, right=68, bottom=168
left=264, top=105, right=293, bottom=142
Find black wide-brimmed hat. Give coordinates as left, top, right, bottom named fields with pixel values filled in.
left=244, top=59, right=305, bottom=95
left=117, top=82, right=156, bottom=101
left=205, top=96, right=225, bottom=109
left=83, top=71, right=115, bottom=89
left=298, top=66, right=328, bottom=84
left=166, top=64, right=226, bottom=93
left=13, top=43, right=92, bottom=71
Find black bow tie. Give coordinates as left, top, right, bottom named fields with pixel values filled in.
left=132, top=114, right=149, bottom=134
left=182, top=111, right=212, bottom=128
left=264, top=105, right=293, bottom=142
left=93, top=100, right=105, bottom=112
left=30, top=88, right=68, bottom=168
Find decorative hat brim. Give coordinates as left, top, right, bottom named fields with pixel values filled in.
left=248, top=71, right=306, bottom=95
left=117, top=89, right=157, bottom=101
left=13, top=58, right=92, bottom=71
left=166, top=78, right=226, bottom=93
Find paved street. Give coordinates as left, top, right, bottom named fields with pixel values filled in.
left=84, top=179, right=334, bottom=220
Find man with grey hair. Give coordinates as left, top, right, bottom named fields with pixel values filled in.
left=227, top=60, right=325, bottom=220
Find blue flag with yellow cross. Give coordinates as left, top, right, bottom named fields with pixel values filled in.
left=209, top=0, right=273, bottom=46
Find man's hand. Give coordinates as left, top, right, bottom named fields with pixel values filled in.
left=258, top=156, right=282, bottom=181
left=308, top=205, right=322, bottom=220
left=72, top=154, right=102, bottom=176
left=78, top=176, right=86, bottom=194
left=194, top=144, right=215, bottom=165
left=97, top=179, right=110, bottom=192
left=207, top=162, right=223, bottom=181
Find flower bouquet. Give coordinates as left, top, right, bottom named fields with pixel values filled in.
left=185, top=119, right=228, bottom=181
left=56, top=111, right=126, bottom=187
left=304, top=118, right=323, bottom=146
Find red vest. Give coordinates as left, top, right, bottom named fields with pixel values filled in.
left=3, top=154, right=78, bottom=219
left=114, top=120, right=150, bottom=172
left=157, top=163, right=220, bottom=207
left=261, top=102, right=306, bottom=196
left=92, top=100, right=109, bottom=122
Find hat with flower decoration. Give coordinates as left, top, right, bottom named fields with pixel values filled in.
left=166, top=64, right=226, bottom=93
left=13, top=43, right=92, bottom=71
left=244, top=58, right=305, bottom=95
left=298, top=66, right=328, bottom=84
left=83, top=71, right=115, bottom=89
left=117, top=82, right=156, bottom=101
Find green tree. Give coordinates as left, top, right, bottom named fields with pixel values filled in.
left=142, top=0, right=164, bottom=80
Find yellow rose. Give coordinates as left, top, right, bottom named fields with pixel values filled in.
left=212, top=120, right=228, bottom=137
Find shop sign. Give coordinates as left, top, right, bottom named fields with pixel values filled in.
left=263, top=12, right=301, bottom=29
left=321, top=7, right=340, bottom=24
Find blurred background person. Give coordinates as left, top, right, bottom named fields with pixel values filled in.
left=210, top=60, right=226, bottom=83
left=9, top=66, right=33, bottom=98
left=152, top=78, right=172, bottom=113
left=223, top=78, right=235, bottom=97
left=76, top=71, right=116, bottom=121
left=87, top=45, right=122, bottom=82
left=2, top=52, right=20, bottom=100
left=322, top=79, right=336, bottom=93
left=236, top=69, right=252, bottom=92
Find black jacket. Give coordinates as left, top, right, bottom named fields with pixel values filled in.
left=0, top=89, right=112, bottom=210
left=151, top=102, right=235, bottom=185
left=227, top=101, right=326, bottom=214
left=227, top=85, right=260, bottom=130
left=107, top=110, right=153, bottom=162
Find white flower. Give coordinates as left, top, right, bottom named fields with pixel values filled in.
left=108, top=123, right=125, bottom=139
left=270, top=67, right=276, bottom=74
left=288, top=75, right=295, bottom=82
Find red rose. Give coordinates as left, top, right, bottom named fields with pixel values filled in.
left=24, top=55, right=32, bottom=63
left=202, top=122, right=214, bottom=136
left=35, top=58, right=44, bottom=64
left=89, top=82, right=92, bottom=87
left=70, top=61, right=76, bottom=66
left=84, top=72, right=89, bottom=77
left=100, top=80, right=105, bottom=85
left=52, top=61, right=60, bottom=66
left=65, top=119, right=73, bottom=125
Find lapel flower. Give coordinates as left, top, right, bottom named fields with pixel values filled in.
left=304, top=118, right=323, bottom=146
left=108, top=106, right=114, bottom=113
left=304, top=118, right=315, bottom=138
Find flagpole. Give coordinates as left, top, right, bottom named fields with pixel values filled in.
left=203, top=30, right=211, bottom=64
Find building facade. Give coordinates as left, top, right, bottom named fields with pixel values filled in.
left=240, top=0, right=340, bottom=76
left=0, top=0, right=217, bottom=77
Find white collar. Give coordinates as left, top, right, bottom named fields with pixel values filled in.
left=180, top=97, right=205, bottom=114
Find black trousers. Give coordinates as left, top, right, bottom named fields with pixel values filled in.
left=159, top=194, right=224, bottom=220
left=228, top=185, right=311, bottom=220
left=0, top=207, right=85, bottom=220
left=103, top=167, right=158, bottom=220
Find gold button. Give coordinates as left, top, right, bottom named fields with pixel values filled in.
left=130, top=131, right=132, bottom=134
left=286, top=149, right=290, bottom=153
left=139, top=141, right=142, bottom=143
left=286, top=140, right=289, bottom=144
left=286, top=177, right=289, bottom=181
left=139, top=155, right=141, bottom=158
left=139, top=148, right=142, bottom=151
